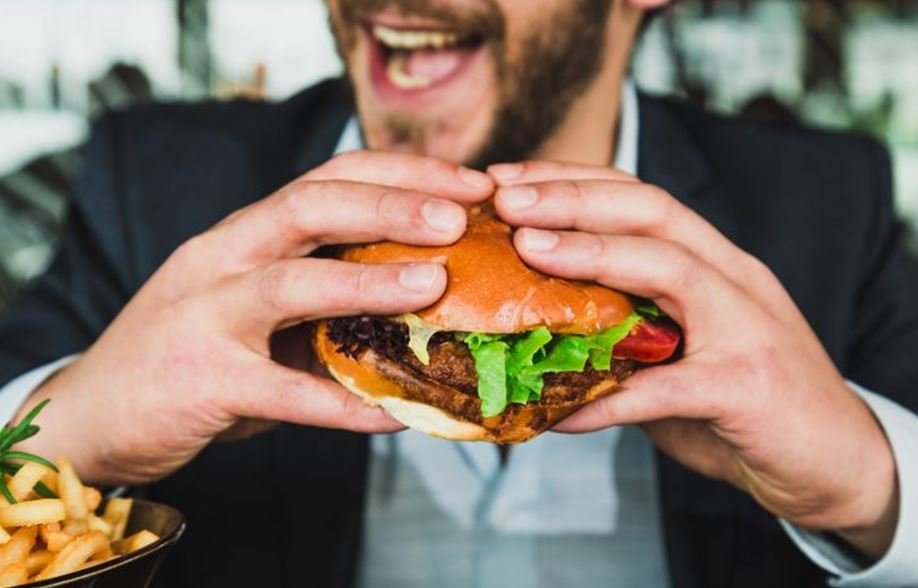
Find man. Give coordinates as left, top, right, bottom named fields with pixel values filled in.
left=0, top=0, right=916, bottom=586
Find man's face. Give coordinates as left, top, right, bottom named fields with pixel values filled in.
left=326, top=0, right=616, bottom=168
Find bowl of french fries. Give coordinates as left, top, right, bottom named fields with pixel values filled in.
left=0, top=400, right=185, bottom=587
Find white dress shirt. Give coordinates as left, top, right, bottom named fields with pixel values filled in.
left=1, top=80, right=917, bottom=586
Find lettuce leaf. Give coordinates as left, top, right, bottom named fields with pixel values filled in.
left=506, top=327, right=552, bottom=403
left=465, top=339, right=509, bottom=418
left=463, top=312, right=643, bottom=416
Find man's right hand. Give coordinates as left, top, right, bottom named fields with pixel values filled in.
left=14, top=151, right=494, bottom=486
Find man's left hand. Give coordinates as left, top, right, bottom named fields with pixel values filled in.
left=489, top=160, right=899, bottom=560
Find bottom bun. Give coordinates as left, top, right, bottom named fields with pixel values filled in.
left=314, top=322, right=632, bottom=444
left=326, top=364, right=490, bottom=441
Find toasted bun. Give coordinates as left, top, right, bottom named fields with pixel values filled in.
left=314, top=322, right=631, bottom=443
left=342, top=205, right=633, bottom=334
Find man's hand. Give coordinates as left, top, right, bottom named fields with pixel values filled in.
left=16, top=151, right=494, bottom=486
left=490, top=160, right=899, bottom=560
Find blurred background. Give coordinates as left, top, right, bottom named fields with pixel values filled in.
left=1, top=0, right=917, bottom=308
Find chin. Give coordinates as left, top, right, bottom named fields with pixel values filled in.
left=360, top=109, right=495, bottom=165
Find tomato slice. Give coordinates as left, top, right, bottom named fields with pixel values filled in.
left=613, top=319, right=681, bottom=363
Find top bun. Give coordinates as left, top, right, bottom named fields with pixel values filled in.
left=342, top=205, right=633, bottom=334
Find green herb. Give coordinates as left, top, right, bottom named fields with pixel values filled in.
left=0, top=399, right=58, bottom=503
left=463, top=312, right=644, bottom=417
left=635, top=301, right=661, bottom=318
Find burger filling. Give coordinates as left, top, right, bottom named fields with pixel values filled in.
left=325, top=304, right=679, bottom=418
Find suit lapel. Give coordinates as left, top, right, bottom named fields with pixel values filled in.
left=638, top=94, right=741, bottom=246
left=291, top=81, right=355, bottom=177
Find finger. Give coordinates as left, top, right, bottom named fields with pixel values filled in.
left=206, top=181, right=469, bottom=268
left=214, top=258, right=447, bottom=336
left=227, top=363, right=405, bottom=433
left=513, top=228, right=747, bottom=330
left=308, top=150, right=494, bottom=201
left=496, top=179, right=793, bottom=320
left=487, top=160, right=639, bottom=186
left=552, top=363, right=730, bottom=431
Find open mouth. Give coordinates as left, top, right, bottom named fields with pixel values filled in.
left=366, top=22, right=487, bottom=96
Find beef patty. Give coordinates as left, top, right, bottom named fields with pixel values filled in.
left=326, top=316, right=638, bottom=404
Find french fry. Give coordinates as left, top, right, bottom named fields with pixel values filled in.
left=41, top=470, right=58, bottom=495
left=102, top=498, right=132, bottom=541
left=56, top=457, right=87, bottom=520
left=0, top=401, right=165, bottom=582
left=44, top=531, right=73, bottom=553
left=87, top=515, right=113, bottom=537
left=35, top=531, right=109, bottom=581
left=0, top=454, right=158, bottom=582
left=0, top=527, right=36, bottom=571
left=23, top=550, right=53, bottom=576
left=38, top=522, right=60, bottom=545
left=62, top=519, right=88, bottom=537
left=0, top=499, right=65, bottom=528
left=83, top=487, right=102, bottom=512
left=7, top=462, right=52, bottom=503
left=123, top=530, right=159, bottom=554
left=0, top=562, right=27, bottom=587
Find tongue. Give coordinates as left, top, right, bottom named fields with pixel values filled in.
left=403, top=48, right=467, bottom=83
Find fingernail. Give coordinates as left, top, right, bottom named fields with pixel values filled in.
left=399, top=263, right=442, bottom=292
left=457, top=167, right=493, bottom=191
left=500, top=185, right=538, bottom=210
left=519, top=228, right=560, bottom=252
left=488, top=163, right=524, bottom=182
left=422, top=199, right=464, bottom=232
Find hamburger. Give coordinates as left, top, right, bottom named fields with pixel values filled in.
left=313, top=205, right=681, bottom=443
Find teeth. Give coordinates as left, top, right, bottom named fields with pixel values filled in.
left=372, top=24, right=460, bottom=50
left=386, top=53, right=433, bottom=89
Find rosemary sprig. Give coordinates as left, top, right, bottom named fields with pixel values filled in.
left=0, top=399, right=59, bottom=503
left=0, top=463, right=56, bottom=498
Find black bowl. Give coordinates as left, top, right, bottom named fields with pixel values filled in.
left=24, top=499, right=185, bottom=588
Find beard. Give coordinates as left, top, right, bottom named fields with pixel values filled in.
left=328, top=0, right=614, bottom=169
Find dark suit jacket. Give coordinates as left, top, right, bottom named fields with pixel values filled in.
left=1, top=79, right=917, bottom=588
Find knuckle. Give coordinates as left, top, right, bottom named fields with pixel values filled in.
left=555, top=179, right=585, bottom=203
left=315, top=149, right=367, bottom=176
left=584, top=233, right=610, bottom=260
left=350, top=264, right=378, bottom=302
left=171, top=234, right=208, bottom=267
left=274, top=182, right=325, bottom=245
left=338, top=387, right=367, bottom=418
left=257, top=263, right=293, bottom=313
left=374, top=190, right=416, bottom=228
left=645, top=186, right=678, bottom=230
left=277, top=183, right=309, bottom=219
left=666, top=242, right=698, bottom=290
left=591, top=397, right=619, bottom=427
left=517, top=161, right=540, bottom=175
left=420, top=155, right=457, bottom=175
left=745, top=252, right=780, bottom=288
left=269, top=376, right=301, bottom=418
left=318, top=262, right=378, bottom=313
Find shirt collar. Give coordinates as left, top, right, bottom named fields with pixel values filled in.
left=333, top=79, right=641, bottom=174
